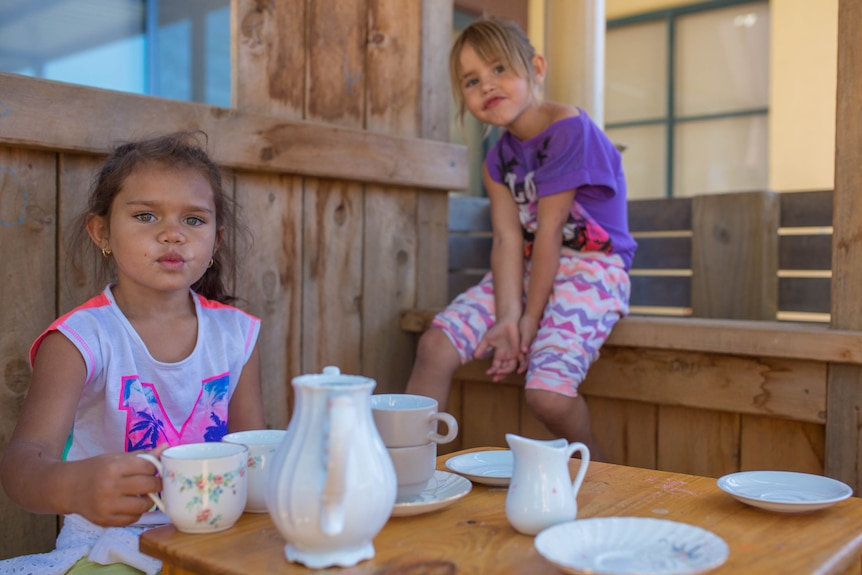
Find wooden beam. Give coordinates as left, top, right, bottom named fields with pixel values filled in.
left=827, top=0, right=862, bottom=492
left=0, top=72, right=468, bottom=191
left=401, top=311, right=862, bottom=365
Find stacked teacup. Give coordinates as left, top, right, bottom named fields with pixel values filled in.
left=371, top=394, right=459, bottom=502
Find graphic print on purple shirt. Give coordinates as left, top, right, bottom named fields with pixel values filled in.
left=121, top=372, right=230, bottom=451
left=496, top=135, right=613, bottom=256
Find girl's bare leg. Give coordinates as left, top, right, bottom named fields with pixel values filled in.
left=524, top=389, right=607, bottom=462
left=405, top=328, right=462, bottom=411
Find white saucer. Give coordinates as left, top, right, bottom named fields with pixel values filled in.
left=445, top=450, right=512, bottom=486
left=391, top=470, right=472, bottom=517
left=535, top=517, right=729, bottom=575
left=717, top=470, right=853, bottom=513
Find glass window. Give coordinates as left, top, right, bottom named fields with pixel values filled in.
left=0, top=0, right=230, bottom=106
left=605, top=1, right=769, bottom=198
left=606, top=20, right=668, bottom=124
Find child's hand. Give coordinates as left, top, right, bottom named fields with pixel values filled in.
left=475, top=320, right=521, bottom=381
left=67, top=445, right=166, bottom=527
left=517, top=315, right=540, bottom=374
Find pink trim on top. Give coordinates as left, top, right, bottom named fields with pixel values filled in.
left=29, top=291, right=112, bottom=368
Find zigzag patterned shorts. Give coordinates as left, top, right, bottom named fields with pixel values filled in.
left=432, top=251, right=631, bottom=398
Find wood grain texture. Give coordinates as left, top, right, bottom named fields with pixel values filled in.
left=234, top=172, right=302, bottom=429
left=232, top=0, right=305, bottom=119
left=691, top=191, right=779, bottom=320
left=588, top=396, right=658, bottom=469
left=301, top=179, right=363, bottom=375
left=582, top=347, right=826, bottom=424
left=0, top=146, right=59, bottom=558
left=58, top=153, right=104, bottom=312
left=657, top=405, right=740, bottom=478
left=141, top=452, right=862, bottom=575
left=827, top=0, right=862, bottom=494
left=740, top=415, right=824, bottom=474
left=0, top=72, right=467, bottom=191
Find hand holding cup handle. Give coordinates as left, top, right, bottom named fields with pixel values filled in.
left=136, top=453, right=167, bottom=512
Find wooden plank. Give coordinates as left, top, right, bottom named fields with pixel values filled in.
left=301, top=179, right=364, bottom=374
left=0, top=146, right=59, bottom=558
left=362, top=0, right=421, bottom=394
left=307, top=0, right=367, bottom=127
left=231, top=0, right=305, bottom=119
left=628, top=196, right=692, bottom=232
left=58, top=154, right=104, bottom=312
left=629, top=276, right=691, bottom=308
left=403, top=313, right=862, bottom=366
left=657, top=406, right=740, bottom=478
left=449, top=196, right=493, bottom=232
left=416, top=192, right=450, bottom=308
left=827, top=0, right=862, bottom=490
left=630, top=236, right=691, bottom=270
left=234, top=172, right=302, bottom=430
left=779, top=235, right=832, bottom=270
left=779, top=190, right=834, bottom=227
left=582, top=347, right=826, bottom=423
left=691, top=191, right=779, bottom=320
left=587, top=396, right=657, bottom=469
left=362, top=187, right=419, bottom=393
left=779, top=277, right=831, bottom=314
left=449, top=234, right=492, bottom=270
left=0, top=72, right=467, bottom=191
left=739, top=415, right=824, bottom=475
left=460, top=381, right=520, bottom=449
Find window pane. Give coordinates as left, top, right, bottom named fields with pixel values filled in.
left=675, top=2, right=769, bottom=116
left=673, top=114, right=768, bottom=196
left=0, top=1, right=231, bottom=106
left=607, top=125, right=667, bottom=200
left=0, top=0, right=144, bottom=91
left=606, top=21, right=668, bottom=123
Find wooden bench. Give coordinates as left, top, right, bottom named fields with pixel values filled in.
left=404, top=191, right=846, bottom=482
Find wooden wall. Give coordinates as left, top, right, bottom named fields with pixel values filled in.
left=0, top=0, right=461, bottom=560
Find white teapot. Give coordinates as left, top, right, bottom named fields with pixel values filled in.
left=266, top=366, right=397, bottom=568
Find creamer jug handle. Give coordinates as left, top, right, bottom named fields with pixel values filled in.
left=320, top=393, right=354, bottom=536
left=566, top=441, right=591, bottom=497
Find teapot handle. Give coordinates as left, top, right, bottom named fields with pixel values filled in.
left=320, top=394, right=354, bottom=536
left=566, top=442, right=591, bottom=496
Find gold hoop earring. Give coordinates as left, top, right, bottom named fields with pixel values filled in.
left=208, top=258, right=214, bottom=268
left=101, top=246, right=112, bottom=258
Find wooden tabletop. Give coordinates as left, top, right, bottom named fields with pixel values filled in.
left=140, top=448, right=862, bottom=575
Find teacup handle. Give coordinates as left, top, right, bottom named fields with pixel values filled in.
left=427, top=412, right=458, bottom=444
left=566, top=442, right=590, bottom=497
left=136, top=453, right=167, bottom=512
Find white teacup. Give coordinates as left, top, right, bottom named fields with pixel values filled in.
left=371, top=394, right=458, bottom=448
left=222, top=429, right=287, bottom=513
left=387, top=442, right=436, bottom=502
left=137, top=442, right=248, bottom=533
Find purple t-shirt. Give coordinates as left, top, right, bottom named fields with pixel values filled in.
left=486, top=109, right=637, bottom=270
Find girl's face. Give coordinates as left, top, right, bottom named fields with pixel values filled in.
left=88, top=164, right=221, bottom=298
left=457, top=43, right=541, bottom=137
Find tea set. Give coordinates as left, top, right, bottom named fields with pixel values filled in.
left=139, top=366, right=851, bottom=573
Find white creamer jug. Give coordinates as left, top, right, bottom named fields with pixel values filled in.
left=266, top=366, right=397, bottom=568
left=505, top=433, right=590, bottom=535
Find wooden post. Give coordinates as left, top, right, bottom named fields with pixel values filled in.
left=827, top=0, right=862, bottom=492
left=691, top=191, right=779, bottom=320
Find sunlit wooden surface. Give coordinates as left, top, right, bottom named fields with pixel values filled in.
left=140, top=448, right=862, bottom=575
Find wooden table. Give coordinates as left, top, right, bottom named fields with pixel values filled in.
left=141, top=448, right=862, bottom=574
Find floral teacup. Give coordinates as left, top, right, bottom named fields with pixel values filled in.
left=138, top=442, right=247, bottom=533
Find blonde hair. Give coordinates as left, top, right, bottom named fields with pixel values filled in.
left=449, top=17, right=540, bottom=125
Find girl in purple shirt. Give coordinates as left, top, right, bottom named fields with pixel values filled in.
left=406, top=17, right=636, bottom=460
